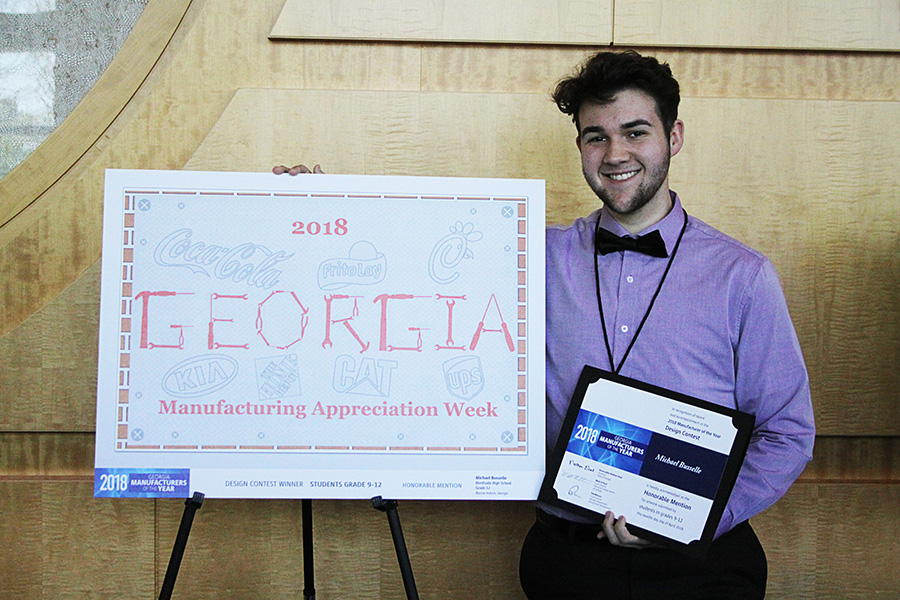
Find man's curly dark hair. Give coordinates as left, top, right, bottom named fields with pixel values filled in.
left=552, top=50, right=680, bottom=134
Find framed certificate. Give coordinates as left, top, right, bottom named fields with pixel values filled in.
left=538, top=366, right=754, bottom=558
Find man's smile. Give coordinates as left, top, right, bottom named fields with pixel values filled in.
left=607, top=170, right=640, bottom=181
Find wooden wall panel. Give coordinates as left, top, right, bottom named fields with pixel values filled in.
left=755, top=483, right=900, bottom=598
left=40, top=482, right=156, bottom=597
left=813, top=484, right=900, bottom=597
left=4, top=478, right=900, bottom=598
left=0, top=480, right=156, bottom=598
left=0, top=482, right=42, bottom=599
left=614, top=0, right=900, bottom=51
left=0, top=433, right=95, bottom=476
left=420, top=45, right=900, bottom=102
left=270, top=0, right=613, bottom=45
left=183, top=88, right=583, bottom=213
left=755, top=484, right=818, bottom=599
left=0, top=262, right=99, bottom=431
left=804, top=436, right=900, bottom=481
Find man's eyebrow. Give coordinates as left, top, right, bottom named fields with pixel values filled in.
left=580, top=119, right=654, bottom=137
left=621, top=119, right=653, bottom=129
left=580, top=125, right=605, bottom=136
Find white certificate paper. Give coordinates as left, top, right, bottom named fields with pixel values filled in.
left=540, top=367, right=753, bottom=558
left=94, top=169, right=544, bottom=500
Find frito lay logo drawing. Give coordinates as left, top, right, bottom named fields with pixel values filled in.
left=318, top=241, right=387, bottom=290
left=162, top=354, right=239, bottom=397
left=442, top=355, right=484, bottom=400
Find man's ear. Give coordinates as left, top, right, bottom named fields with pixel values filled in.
left=575, top=133, right=582, bottom=152
left=669, top=119, right=684, bottom=157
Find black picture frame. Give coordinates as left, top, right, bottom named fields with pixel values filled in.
left=538, top=366, right=755, bottom=559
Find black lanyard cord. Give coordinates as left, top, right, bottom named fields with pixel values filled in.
left=593, top=208, right=689, bottom=374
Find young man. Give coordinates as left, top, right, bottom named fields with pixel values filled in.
left=520, top=50, right=815, bottom=599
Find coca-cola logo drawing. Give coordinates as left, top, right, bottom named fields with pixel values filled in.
left=153, top=228, right=293, bottom=289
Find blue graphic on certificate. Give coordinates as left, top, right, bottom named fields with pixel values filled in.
left=567, top=412, right=651, bottom=475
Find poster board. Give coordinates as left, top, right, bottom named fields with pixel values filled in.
left=94, top=170, right=545, bottom=500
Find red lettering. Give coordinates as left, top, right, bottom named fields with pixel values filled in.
left=435, top=295, right=467, bottom=350
left=323, top=294, right=369, bottom=352
left=135, top=290, right=192, bottom=349
left=208, top=293, right=249, bottom=350
left=443, top=401, right=499, bottom=417
left=132, top=290, right=512, bottom=354
left=373, top=294, right=430, bottom=352
left=469, top=294, right=515, bottom=351
left=256, top=290, right=309, bottom=349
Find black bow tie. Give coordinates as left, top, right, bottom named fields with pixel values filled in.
left=595, top=227, right=668, bottom=258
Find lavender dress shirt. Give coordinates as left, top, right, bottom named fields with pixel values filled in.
left=542, top=192, right=815, bottom=538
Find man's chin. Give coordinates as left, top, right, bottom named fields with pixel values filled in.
left=600, top=197, right=648, bottom=217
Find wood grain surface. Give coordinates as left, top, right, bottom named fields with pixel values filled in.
left=614, top=0, right=900, bottom=50
left=270, top=0, right=613, bottom=45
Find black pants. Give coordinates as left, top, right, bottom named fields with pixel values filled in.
left=519, top=514, right=767, bottom=599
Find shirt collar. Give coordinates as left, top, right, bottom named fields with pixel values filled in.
left=596, top=190, right=686, bottom=256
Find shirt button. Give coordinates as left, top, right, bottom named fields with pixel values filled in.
left=621, top=325, right=629, bottom=333
left=626, top=276, right=634, bottom=283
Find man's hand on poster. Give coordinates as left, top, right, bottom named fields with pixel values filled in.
left=273, top=164, right=324, bottom=175
left=598, top=511, right=659, bottom=549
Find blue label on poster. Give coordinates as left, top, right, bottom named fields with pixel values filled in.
left=94, top=468, right=190, bottom=498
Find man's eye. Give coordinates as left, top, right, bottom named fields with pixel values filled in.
left=628, top=130, right=648, bottom=138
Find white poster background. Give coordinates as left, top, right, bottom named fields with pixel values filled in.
left=95, top=169, right=544, bottom=500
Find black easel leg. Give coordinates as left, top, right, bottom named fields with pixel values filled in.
left=302, top=498, right=316, bottom=600
left=159, top=492, right=204, bottom=600
left=372, top=497, right=419, bottom=600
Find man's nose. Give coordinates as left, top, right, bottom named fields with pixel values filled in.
left=604, top=137, right=629, bottom=164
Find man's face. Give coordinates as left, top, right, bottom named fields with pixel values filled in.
left=576, top=88, right=683, bottom=232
